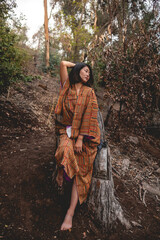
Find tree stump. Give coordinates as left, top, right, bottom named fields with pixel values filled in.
left=88, top=110, right=131, bottom=230
left=53, top=110, right=131, bottom=230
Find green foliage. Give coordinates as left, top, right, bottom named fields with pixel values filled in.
left=0, top=0, right=16, bottom=19
left=0, top=22, right=19, bottom=91
left=38, top=48, right=60, bottom=77
left=0, top=0, right=32, bottom=94
left=19, top=74, right=42, bottom=83
left=12, top=14, right=29, bottom=45
left=50, top=0, right=93, bottom=62
left=48, top=50, right=61, bottom=76
left=0, top=20, right=31, bottom=93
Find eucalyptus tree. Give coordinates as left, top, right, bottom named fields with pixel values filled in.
left=44, top=0, right=50, bottom=67
left=50, top=0, right=92, bottom=62
left=88, top=0, right=160, bottom=134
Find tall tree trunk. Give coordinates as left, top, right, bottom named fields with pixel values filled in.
left=44, top=0, right=49, bottom=68
left=73, top=0, right=86, bottom=62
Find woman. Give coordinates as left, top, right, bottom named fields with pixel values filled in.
left=54, top=60, right=100, bottom=231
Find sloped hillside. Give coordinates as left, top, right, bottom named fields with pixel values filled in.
left=0, top=76, right=160, bottom=240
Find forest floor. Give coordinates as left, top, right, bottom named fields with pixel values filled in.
left=0, top=74, right=160, bottom=240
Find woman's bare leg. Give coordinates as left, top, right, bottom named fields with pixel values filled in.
left=61, top=178, right=78, bottom=230
left=56, top=167, right=63, bottom=187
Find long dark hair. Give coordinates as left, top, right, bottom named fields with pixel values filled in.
left=69, top=62, right=94, bottom=87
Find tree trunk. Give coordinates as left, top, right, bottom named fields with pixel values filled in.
left=44, top=0, right=49, bottom=68
left=73, top=0, right=86, bottom=62
left=87, top=110, right=131, bottom=230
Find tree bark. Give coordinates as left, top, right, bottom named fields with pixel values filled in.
left=87, top=110, right=131, bottom=230
left=73, top=0, right=86, bottom=62
left=44, top=0, right=49, bottom=68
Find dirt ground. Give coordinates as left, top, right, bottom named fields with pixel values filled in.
left=0, top=75, right=160, bottom=240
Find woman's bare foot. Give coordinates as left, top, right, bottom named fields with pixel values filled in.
left=56, top=168, right=63, bottom=187
left=61, top=210, right=73, bottom=231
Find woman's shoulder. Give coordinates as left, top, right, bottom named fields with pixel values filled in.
left=82, top=86, right=97, bottom=100
left=83, top=85, right=94, bottom=92
left=83, top=85, right=95, bottom=94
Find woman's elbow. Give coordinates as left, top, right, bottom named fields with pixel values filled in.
left=60, top=61, right=65, bottom=67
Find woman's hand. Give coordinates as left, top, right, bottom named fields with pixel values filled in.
left=74, top=135, right=83, bottom=153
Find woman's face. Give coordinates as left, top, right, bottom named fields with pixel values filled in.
left=79, top=66, right=90, bottom=83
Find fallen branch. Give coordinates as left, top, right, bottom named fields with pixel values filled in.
left=141, top=181, right=160, bottom=196
left=139, top=181, right=160, bottom=206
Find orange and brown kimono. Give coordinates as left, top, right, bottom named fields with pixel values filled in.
left=54, top=79, right=100, bottom=204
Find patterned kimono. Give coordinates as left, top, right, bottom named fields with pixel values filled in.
left=55, top=79, right=100, bottom=204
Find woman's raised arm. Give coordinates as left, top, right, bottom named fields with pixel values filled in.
left=60, top=61, right=75, bottom=86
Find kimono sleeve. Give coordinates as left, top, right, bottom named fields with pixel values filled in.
left=79, top=89, right=99, bottom=139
